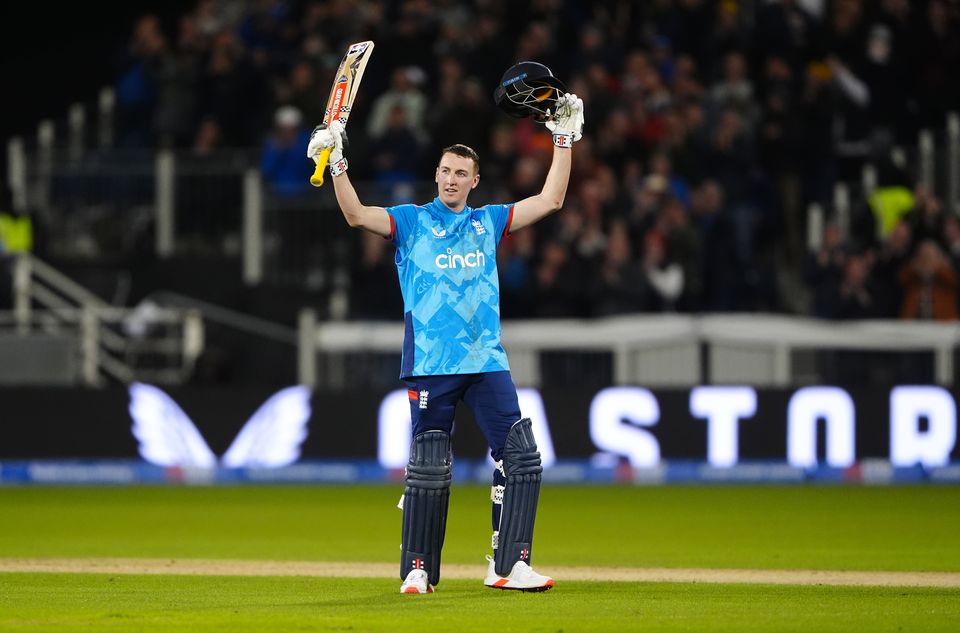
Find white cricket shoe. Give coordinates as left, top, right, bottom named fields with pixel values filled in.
left=484, top=555, right=554, bottom=592
left=400, top=568, right=435, bottom=594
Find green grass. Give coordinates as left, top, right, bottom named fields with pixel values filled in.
left=2, top=486, right=959, bottom=571
left=1, top=485, right=959, bottom=631
left=0, top=574, right=957, bottom=632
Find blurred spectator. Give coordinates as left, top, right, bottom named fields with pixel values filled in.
left=367, top=67, right=428, bottom=144
left=260, top=106, right=312, bottom=197
left=691, top=180, right=740, bottom=311
left=427, top=76, right=494, bottom=160
left=589, top=220, right=646, bottom=316
left=915, top=0, right=960, bottom=126
left=115, top=15, right=166, bottom=147
left=906, top=188, right=946, bottom=247
left=868, top=180, right=915, bottom=239
left=709, top=51, right=757, bottom=126
left=705, top=108, right=753, bottom=207
left=641, top=229, right=684, bottom=312
left=943, top=215, right=960, bottom=276
left=803, top=222, right=847, bottom=319
left=899, top=240, right=958, bottom=321
left=484, top=125, right=519, bottom=185
left=193, top=117, right=223, bottom=155
left=859, top=23, right=911, bottom=145
left=75, top=0, right=960, bottom=324
left=198, top=31, right=270, bottom=146
left=755, top=0, right=817, bottom=73
left=0, top=205, right=34, bottom=257
left=534, top=239, right=587, bottom=318
left=871, top=220, right=913, bottom=318
left=837, top=251, right=879, bottom=319
left=759, top=56, right=804, bottom=262
left=704, top=1, right=749, bottom=76
left=369, top=105, right=422, bottom=189
left=800, top=59, right=838, bottom=208
left=649, top=152, right=690, bottom=209
left=573, top=179, right=610, bottom=263
left=350, top=231, right=403, bottom=320
left=498, top=227, right=537, bottom=319
left=658, top=196, right=701, bottom=311
left=282, top=61, right=325, bottom=126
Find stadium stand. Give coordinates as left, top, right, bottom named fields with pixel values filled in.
left=3, top=0, right=960, bottom=387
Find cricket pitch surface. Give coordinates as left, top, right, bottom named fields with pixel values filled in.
left=2, top=558, right=958, bottom=588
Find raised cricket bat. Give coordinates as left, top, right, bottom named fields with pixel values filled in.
left=310, top=40, right=375, bottom=187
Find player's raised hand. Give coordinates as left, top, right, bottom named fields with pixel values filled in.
left=307, top=120, right=346, bottom=163
left=307, top=120, right=349, bottom=184
left=545, top=93, right=584, bottom=147
left=307, top=125, right=332, bottom=164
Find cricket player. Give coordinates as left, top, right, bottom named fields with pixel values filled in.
left=308, top=92, right=584, bottom=594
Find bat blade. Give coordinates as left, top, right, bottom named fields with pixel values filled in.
left=310, top=40, right=375, bottom=187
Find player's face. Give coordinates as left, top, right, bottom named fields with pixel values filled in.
left=435, top=153, right=480, bottom=211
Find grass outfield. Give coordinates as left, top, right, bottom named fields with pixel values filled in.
left=1, top=485, right=959, bottom=631
left=2, top=574, right=958, bottom=632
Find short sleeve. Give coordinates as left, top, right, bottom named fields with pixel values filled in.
left=386, top=204, right=419, bottom=250
left=486, top=203, right=516, bottom=247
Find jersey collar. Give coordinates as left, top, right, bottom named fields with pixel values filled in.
left=433, top=197, right=472, bottom=215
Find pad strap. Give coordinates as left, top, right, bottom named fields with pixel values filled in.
left=400, top=430, right=452, bottom=586
left=493, top=418, right=543, bottom=576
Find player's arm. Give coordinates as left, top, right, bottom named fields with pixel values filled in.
left=508, top=93, right=584, bottom=233
left=308, top=121, right=392, bottom=238
left=510, top=145, right=572, bottom=232
left=330, top=172, right=391, bottom=237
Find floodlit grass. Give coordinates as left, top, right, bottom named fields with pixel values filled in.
left=1, top=485, right=959, bottom=632
left=1, top=573, right=958, bottom=632
left=1, top=486, right=959, bottom=571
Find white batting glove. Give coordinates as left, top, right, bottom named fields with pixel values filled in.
left=307, top=119, right=348, bottom=175
left=545, top=93, right=584, bottom=148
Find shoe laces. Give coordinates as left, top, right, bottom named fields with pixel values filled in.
left=509, top=561, right=544, bottom=582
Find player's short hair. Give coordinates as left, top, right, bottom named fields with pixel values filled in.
left=440, top=144, right=480, bottom=174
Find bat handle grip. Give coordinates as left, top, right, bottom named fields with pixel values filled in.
left=310, top=148, right=333, bottom=187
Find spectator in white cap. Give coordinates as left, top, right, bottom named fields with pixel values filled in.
left=261, top=105, right=312, bottom=197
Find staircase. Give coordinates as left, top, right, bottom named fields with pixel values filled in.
left=3, top=254, right=203, bottom=386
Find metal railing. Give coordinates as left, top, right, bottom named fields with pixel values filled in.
left=296, top=312, right=960, bottom=389
left=809, top=110, right=960, bottom=250
left=4, top=254, right=203, bottom=386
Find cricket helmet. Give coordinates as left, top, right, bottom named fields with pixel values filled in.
left=493, top=61, right=567, bottom=121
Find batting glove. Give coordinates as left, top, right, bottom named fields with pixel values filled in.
left=307, top=119, right=348, bottom=175
left=545, top=93, right=584, bottom=148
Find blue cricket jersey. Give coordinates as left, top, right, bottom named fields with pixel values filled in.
left=386, top=196, right=515, bottom=378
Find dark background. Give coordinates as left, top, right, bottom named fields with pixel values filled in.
left=0, top=1, right=194, bottom=142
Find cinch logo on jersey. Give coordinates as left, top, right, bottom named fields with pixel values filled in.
left=435, top=248, right=486, bottom=270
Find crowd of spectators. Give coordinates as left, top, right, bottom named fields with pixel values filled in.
left=112, top=0, right=960, bottom=320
